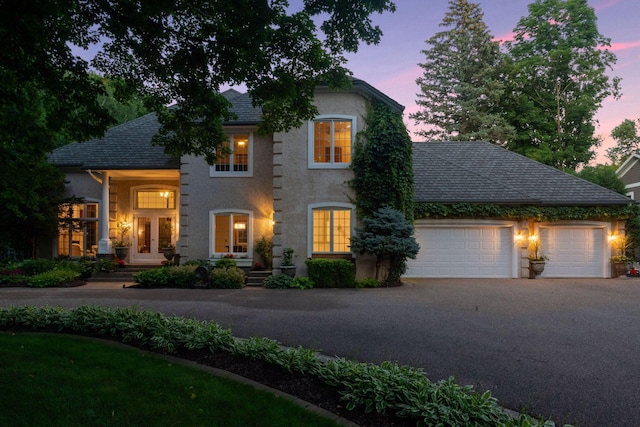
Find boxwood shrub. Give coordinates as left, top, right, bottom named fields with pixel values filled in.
left=28, top=268, right=80, bottom=288
left=210, top=266, right=245, bottom=289
left=305, top=258, right=355, bottom=288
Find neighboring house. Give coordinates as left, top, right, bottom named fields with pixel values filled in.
left=616, top=153, right=640, bottom=200
left=48, top=79, right=402, bottom=275
left=48, top=80, right=634, bottom=279
left=408, top=142, right=633, bottom=279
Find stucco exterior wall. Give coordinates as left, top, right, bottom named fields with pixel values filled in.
left=273, top=90, right=369, bottom=275
left=179, top=127, right=274, bottom=263
left=61, top=170, right=103, bottom=200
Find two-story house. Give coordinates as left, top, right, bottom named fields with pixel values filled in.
left=49, top=78, right=634, bottom=279
left=48, top=79, right=402, bottom=276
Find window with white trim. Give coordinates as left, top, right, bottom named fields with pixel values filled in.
left=310, top=206, right=352, bottom=254
left=211, top=133, right=252, bottom=176
left=308, top=116, right=355, bottom=168
left=58, top=201, right=99, bottom=257
left=211, top=211, right=251, bottom=256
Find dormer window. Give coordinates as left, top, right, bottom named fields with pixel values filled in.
left=308, top=115, right=355, bottom=169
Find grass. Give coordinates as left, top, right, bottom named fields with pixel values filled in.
left=0, top=332, right=342, bottom=427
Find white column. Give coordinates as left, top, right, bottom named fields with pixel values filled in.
left=97, top=171, right=112, bottom=254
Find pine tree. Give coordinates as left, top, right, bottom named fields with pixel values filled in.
left=411, top=0, right=513, bottom=144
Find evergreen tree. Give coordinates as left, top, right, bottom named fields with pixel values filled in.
left=411, top=0, right=513, bottom=144
left=503, top=0, right=621, bottom=170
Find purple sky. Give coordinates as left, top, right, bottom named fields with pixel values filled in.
left=337, top=0, right=640, bottom=165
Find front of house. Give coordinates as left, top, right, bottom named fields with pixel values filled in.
left=49, top=80, right=635, bottom=279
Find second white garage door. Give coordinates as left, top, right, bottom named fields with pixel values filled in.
left=539, top=227, right=605, bottom=277
left=406, top=226, right=513, bottom=278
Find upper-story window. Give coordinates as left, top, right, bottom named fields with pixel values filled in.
left=308, top=115, right=356, bottom=169
left=211, top=133, right=253, bottom=177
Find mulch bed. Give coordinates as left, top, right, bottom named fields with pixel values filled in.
left=172, top=347, right=418, bottom=427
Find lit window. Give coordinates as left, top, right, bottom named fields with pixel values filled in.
left=312, top=208, right=351, bottom=253
left=58, top=201, right=99, bottom=257
left=136, top=190, right=175, bottom=209
left=212, top=212, right=250, bottom=255
left=212, top=134, right=252, bottom=176
left=309, top=116, right=355, bottom=168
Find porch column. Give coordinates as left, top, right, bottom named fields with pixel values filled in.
left=97, top=171, right=112, bottom=254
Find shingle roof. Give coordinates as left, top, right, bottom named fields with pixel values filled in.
left=413, top=141, right=632, bottom=206
left=49, top=89, right=260, bottom=170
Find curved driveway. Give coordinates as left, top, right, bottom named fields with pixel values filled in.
left=2, top=278, right=639, bottom=426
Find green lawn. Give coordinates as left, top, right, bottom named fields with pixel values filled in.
left=0, top=333, right=342, bottom=427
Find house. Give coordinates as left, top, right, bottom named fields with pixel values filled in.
left=48, top=79, right=402, bottom=276
left=616, top=153, right=640, bottom=200
left=407, top=142, right=633, bottom=278
left=49, top=80, right=634, bottom=279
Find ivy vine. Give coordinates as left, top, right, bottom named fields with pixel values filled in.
left=414, top=202, right=640, bottom=222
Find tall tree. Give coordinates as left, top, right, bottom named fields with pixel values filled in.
left=606, top=118, right=640, bottom=164
left=574, top=164, right=626, bottom=194
left=411, top=0, right=513, bottom=144
left=0, top=0, right=396, bottom=165
left=503, top=0, right=621, bottom=170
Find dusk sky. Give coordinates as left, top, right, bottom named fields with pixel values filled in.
left=335, top=0, right=640, bottom=165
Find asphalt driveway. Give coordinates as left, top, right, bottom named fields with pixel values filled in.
left=1, top=277, right=639, bottom=426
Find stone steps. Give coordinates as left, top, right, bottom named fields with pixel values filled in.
left=246, top=270, right=272, bottom=287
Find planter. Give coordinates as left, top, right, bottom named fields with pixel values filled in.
left=529, top=260, right=546, bottom=278
left=114, top=247, right=129, bottom=261
left=612, top=261, right=627, bottom=278
left=280, top=265, right=296, bottom=277
left=162, top=247, right=175, bottom=261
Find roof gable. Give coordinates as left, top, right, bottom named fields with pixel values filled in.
left=413, top=142, right=632, bottom=206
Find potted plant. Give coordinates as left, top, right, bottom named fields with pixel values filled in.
left=114, top=219, right=131, bottom=260
left=528, top=235, right=548, bottom=278
left=161, top=243, right=175, bottom=261
left=611, top=235, right=633, bottom=277
left=255, top=236, right=273, bottom=270
left=113, top=240, right=131, bottom=260
left=280, top=247, right=296, bottom=277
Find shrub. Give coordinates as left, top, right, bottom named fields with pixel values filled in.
left=19, top=259, right=56, bottom=276
left=263, top=273, right=292, bottom=289
left=28, top=268, right=80, bottom=288
left=95, top=258, right=117, bottom=273
left=305, top=258, right=355, bottom=288
left=57, top=260, right=94, bottom=280
left=214, top=258, right=237, bottom=269
left=289, top=277, right=314, bottom=289
left=134, top=268, right=170, bottom=288
left=210, top=267, right=245, bottom=289
left=0, top=274, right=28, bottom=286
left=355, top=278, right=382, bottom=288
left=167, top=265, right=198, bottom=288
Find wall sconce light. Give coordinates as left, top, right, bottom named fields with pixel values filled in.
left=608, top=233, right=618, bottom=243
left=514, top=232, right=525, bottom=243
left=528, top=234, right=539, bottom=243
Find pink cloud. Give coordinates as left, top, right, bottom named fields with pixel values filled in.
left=493, top=31, right=516, bottom=44
left=607, top=40, right=640, bottom=51
left=593, top=0, right=621, bottom=13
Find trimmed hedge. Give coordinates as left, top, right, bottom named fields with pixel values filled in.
left=305, top=258, right=355, bottom=288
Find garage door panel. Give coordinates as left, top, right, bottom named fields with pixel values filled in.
left=539, top=228, right=603, bottom=278
left=406, top=226, right=512, bottom=278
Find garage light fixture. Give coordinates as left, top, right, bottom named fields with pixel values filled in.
left=608, top=233, right=618, bottom=243
left=514, top=232, right=525, bottom=243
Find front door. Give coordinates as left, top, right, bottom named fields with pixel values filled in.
left=132, top=213, right=175, bottom=263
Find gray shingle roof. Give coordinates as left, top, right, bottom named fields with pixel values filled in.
left=413, top=141, right=632, bottom=206
left=49, top=89, right=260, bottom=170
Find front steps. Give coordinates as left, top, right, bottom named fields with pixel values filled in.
left=246, top=270, right=272, bottom=287
left=88, top=265, right=158, bottom=283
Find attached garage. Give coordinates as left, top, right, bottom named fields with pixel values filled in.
left=538, top=225, right=607, bottom=278
left=405, top=221, right=517, bottom=278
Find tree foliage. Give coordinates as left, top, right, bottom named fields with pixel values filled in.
left=606, top=118, right=640, bottom=164
left=411, top=0, right=514, bottom=144
left=574, top=164, right=626, bottom=194
left=503, top=0, right=621, bottom=170
left=350, top=101, right=414, bottom=220
left=349, top=207, right=419, bottom=284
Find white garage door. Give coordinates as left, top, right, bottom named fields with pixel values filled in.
left=406, top=226, right=512, bottom=278
left=539, top=227, right=604, bottom=277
